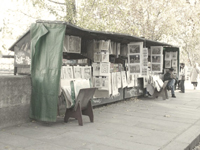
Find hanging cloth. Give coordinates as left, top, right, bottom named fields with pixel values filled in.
left=30, top=23, right=66, bottom=122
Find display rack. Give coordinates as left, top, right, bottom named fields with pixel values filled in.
left=9, top=20, right=179, bottom=107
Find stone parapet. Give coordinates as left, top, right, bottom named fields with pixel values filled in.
left=0, top=75, right=31, bottom=129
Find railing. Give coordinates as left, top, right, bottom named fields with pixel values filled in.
left=0, top=57, right=14, bottom=74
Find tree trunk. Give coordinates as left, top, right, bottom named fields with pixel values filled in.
left=65, top=0, right=76, bottom=24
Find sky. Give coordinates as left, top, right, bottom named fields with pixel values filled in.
left=0, top=0, right=15, bottom=54
left=0, top=0, right=58, bottom=54
left=0, top=0, right=86, bottom=56
left=0, top=0, right=32, bottom=54
left=0, top=0, right=198, bottom=55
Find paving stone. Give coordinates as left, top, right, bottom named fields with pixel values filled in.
left=3, top=123, right=69, bottom=140
left=1, top=88, right=200, bottom=150
left=81, top=143, right=124, bottom=150
left=0, top=142, right=18, bottom=150
left=22, top=143, right=73, bottom=150
left=175, top=125, right=200, bottom=144
left=0, top=132, right=43, bottom=148
left=59, top=131, right=159, bottom=150
left=107, top=131, right=175, bottom=147
left=161, top=141, right=189, bottom=150
left=134, top=120, right=188, bottom=134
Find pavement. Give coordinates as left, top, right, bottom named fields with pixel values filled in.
left=1, top=80, right=200, bottom=150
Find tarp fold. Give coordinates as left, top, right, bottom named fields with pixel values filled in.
left=30, top=23, right=66, bottom=122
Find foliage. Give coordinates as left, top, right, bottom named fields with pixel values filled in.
left=2, top=0, right=200, bottom=66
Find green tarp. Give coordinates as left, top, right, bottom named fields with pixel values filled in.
left=30, top=23, right=66, bottom=122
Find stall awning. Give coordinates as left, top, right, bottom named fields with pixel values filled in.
left=9, top=20, right=178, bottom=52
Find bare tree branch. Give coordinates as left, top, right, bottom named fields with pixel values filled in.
left=19, top=11, right=38, bottom=19
left=48, top=0, right=66, bottom=5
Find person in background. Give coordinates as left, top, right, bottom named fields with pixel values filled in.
left=190, top=63, right=200, bottom=90
left=164, top=67, right=176, bottom=98
left=176, top=65, right=182, bottom=90
left=179, top=63, right=186, bottom=93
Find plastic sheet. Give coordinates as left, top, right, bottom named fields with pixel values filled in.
left=29, top=23, right=66, bottom=122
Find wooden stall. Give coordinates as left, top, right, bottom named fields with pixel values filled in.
left=9, top=20, right=179, bottom=107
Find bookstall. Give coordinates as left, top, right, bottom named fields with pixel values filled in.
left=163, top=47, right=180, bottom=78
left=9, top=20, right=179, bottom=122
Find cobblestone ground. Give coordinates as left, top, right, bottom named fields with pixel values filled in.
left=184, top=79, right=200, bottom=90
left=185, top=80, right=200, bottom=150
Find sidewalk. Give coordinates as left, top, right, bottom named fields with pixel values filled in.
left=1, top=81, right=200, bottom=150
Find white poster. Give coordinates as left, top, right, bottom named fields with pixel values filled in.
left=143, top=48, right=148, bottom=58
left=129, top=64, right=141, bottom=74
left=100, top=40, right=110, bottom=51
left=92, top=63, right=100, bottom=76
left=150, top=46, right=163, bottom=73
left=73, top=66, right=82, bottom=79
left=172, top=59, right=177, bottom=67
left=83, top=66, right=91, bottom=79
left=121, top=71, right=127, bottom=88
left=151, top=64, right=162, bottom=72
left=100, top=62, right=110, bottom=76
left=127, top=74, right=135, bottom=88
left=142, top=67, right=148, bottom=76
left=165, top=52, right=171, bottom=60
left=101, top=76, right=110, bottom=90
left=127, top=42, right=143, bottom=75
left=128, top=54, right=140, bottom=64
left=117, top=72, right=122, bottom=88
left=134, top=74, right=139, bottom=86
left=152, top=56, right=161, bottom=63
left=61, top=66, right=73, bottom=79
left=165, top=60, right=171, bottom=68
left=94, top=77, right=101, bottom=88
left=143, top=57, right=148, bottom=66
left=126, top=71, right=130, bottom=85
left=111, top=72, right=118, bottom=96
left=101, top=52, right=109, bottom=62
left=151, top=46, right=163, bottom=55
left=94, top=53, right=101, bottom=62
left=128, top=42, right=143, bottom=54
left=73, top=79, right=91, bottom=99
left=63, top=35, right=81, bottom=53
left=171, top=52, right=177, bottom=59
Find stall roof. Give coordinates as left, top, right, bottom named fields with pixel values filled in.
left=9, top=20, right=177, bottom=51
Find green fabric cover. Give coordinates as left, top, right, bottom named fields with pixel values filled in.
left=30, top=23, right=66, bottom=122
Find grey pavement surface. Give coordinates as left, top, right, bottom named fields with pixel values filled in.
left=1, top=81, right=200, bottom=150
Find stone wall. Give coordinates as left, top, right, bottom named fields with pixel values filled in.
left=0, top=75, right=31, bottom=129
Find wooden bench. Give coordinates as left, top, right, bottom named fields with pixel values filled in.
left=152, top=80, right=169, bottom=100
left=64, top=88, right=97, bottom=126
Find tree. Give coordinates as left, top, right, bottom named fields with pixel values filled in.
left=173, top=0, right=200, bottom=65
left=32, top=0, right=76, bottom=24
left=2, top=0, right=200, bottom=67
left=1, top=0, right=58, bottom=51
